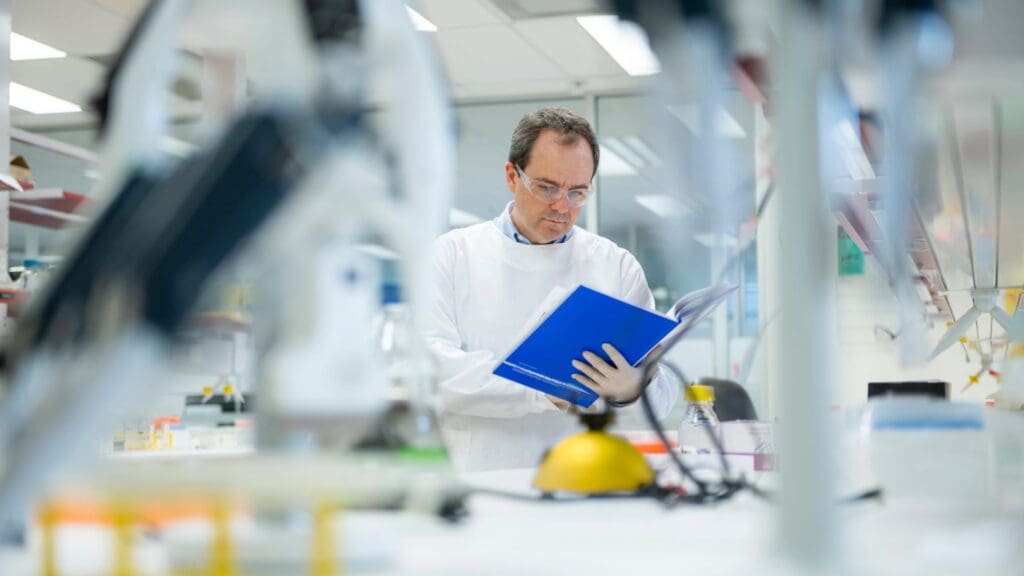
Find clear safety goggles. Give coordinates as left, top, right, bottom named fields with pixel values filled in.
left=515, top=164, right=593, bottom=208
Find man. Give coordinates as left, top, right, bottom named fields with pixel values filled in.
left=425, top=107, right=678, bottom=472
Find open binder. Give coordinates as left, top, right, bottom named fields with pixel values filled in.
left=493, top=283, right=736, bottom=407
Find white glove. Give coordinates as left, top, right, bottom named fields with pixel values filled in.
left=571, top=343, right=648, bottom=405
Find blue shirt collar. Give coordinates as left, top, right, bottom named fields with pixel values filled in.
left=494, top=201, right=575, bottom=245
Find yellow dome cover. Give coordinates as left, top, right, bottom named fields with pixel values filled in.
left=533, top=430, right=654, bottom=494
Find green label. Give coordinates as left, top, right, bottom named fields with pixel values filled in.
left=838, top=230, right=864, bottom=276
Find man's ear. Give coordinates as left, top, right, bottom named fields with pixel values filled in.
left=504, top=161, right=517, bottom=194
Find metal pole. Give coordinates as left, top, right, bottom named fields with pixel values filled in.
left=774, top=0, right=839, bottom=572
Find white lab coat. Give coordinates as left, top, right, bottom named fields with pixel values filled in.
left=425, top=221, right=679, bottom=472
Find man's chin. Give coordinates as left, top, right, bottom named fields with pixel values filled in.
left=541, top=224, right=568, bottom=241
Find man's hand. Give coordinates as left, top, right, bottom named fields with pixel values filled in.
left=546, top=394, right=571, bottom=412
left=570, top=343, right=647, bottom=404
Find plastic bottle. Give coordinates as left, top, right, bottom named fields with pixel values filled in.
left=356, top=284, right=448, bottom=461
left=677, top=384, right=721, bottom=453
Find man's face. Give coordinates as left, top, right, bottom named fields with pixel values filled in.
left=505, top=129, right=594, bottom=244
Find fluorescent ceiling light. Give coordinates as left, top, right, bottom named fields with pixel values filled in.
left=450, top=207, right=483, bottom=227
left=598, top=146, right=637, bottom=176
left=406, top=6, right=437, bottom=32
left=577, top=15, right=660, bottom=76
left=357, top=243, right=399, bottom=261
left=601, top=137, right=643, bottom=169
left=635, top=194, right=687, bottom=219
left=694, top=233, right=738, bottom=248
left=603, top=136, right=662, bottom=170
left=9, top=82, right=81, bottom=114
left=623, top=136, right=661, bottom=166
left=160, top=136, right=197, bottom=157
left=668, top=105, right=746, bottom=138
left=10, top=33, right=66, bottom=60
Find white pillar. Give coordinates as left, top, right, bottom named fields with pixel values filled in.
left=711, top=237, right=729, bottom=377
left=754, top=104, right=778, bottom=418
left=774, top=0, right=839, bottom=572
left=0, top=0, right=12, bottom=286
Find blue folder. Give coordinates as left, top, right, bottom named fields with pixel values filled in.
left=493, top=285, right=679, bottom=408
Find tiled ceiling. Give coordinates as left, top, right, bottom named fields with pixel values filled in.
left=8, top=0, right=639, bottom=129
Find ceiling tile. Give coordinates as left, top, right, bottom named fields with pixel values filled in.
left=434, top=25, right=564, bottom=84
left=514, top=16, right=625, bottom=77
left=418, top=0, right=504, bottom=28
left=92, top=0, right=147, bottom=20
left=13, top=0, right=131, bottom=56
left=11, top=57, right=107, bottom=110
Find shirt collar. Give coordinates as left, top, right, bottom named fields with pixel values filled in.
left=494, top=201, right=575, bottom=245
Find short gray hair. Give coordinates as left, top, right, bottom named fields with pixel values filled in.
left=508, top=107, right=599, bottom=177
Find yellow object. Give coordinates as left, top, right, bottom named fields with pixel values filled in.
left=210, top=504, right=236, bottom=576
left=959, top=336, right=968, bottom=344
left=311, top=503, right=340, bottom=576
left=684, top=384, right=714, bottom=403
left=1009, top=342, right=1024, bottom=359
left=969, top=374, right=980, bottom=385
left=223, top=384, right=234, bottom=395
left=533, top=413, right=654, bottom=494
left=1005, top=289, right=1022, bottom=315
left=112, top=503, right=134, bottom=576
left=202, top=386, right=214, bottom=396
left=40, top=503, right=57, bottom=576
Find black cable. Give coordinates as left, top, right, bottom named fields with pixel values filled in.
left=660, top=361, right=732, bottom=478
left=841, top=487, right=884, bottom=504
left=468, top=486, right=659, bottom=504
left=639, top=356, right=779, bottom=505
left=467, top=481, right=723, bottom=508
left=639, top=384, right=708, bottom=496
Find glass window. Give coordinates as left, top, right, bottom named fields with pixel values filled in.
left=594, top=93, right=759, bottom=331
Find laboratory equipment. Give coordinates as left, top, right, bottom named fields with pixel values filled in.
left=533, top=409, right=654, bottom=495
left=845, top=398, right=994, bottom=502
left=677, top=384, right=720, bottom=453
left=868, top=380, right=950, bottom=399
left=0, top=0, right=457, bottom=538
left=355, top=286, right=446, bottom=459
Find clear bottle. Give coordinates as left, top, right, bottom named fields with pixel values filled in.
left=677, top=384, right=720, bottom=454
left=356, top=284, right=448, bottom=461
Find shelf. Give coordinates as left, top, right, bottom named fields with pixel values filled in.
left=9, top=187, right=92, bottom=229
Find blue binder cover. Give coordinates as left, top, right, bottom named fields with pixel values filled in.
left=493, top=285, right=679, bottom=407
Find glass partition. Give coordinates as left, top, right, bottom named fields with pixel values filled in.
left=594, top=93, right=758, bottom=330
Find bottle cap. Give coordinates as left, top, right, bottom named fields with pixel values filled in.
left=684, top=384, right=714, bottom=403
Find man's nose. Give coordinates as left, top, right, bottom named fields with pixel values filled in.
left=551, top=194, right=570, bottom=213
